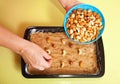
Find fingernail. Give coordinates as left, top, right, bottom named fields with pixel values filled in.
left=48, top=56, right=51, bottom=59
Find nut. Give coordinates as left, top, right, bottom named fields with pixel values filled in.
left=79, top=13, right=84, bottom=18
left=69, top=60, right=74, bottom=65
left=61, top=38, right=66, bottom=44
left=76, top=35, right=81, bottom=40
left=60, top=61, right=65, bottom=68
left=70, top=24, right=76, bottom=29
left=78, top=48, right=82, bottom=55
left=98, top=25, right=103, bottom=30
left=79, top=38, right=85, bottom=42
left=86, top=36, right=92, bottom=41
left=98, top=22, right=102, bottom=26
left=73, top=36, right=79, bottom=41
left=70, top=13, right=75, bottom=18
left=51, top=43, right=56, bottom=48
left=70, top=34, right=74, bottom=39
left=68, top=29, right=74, bottom=34
left=90, top=15, right=96, bottom=21
left=95, top=14, right=100, bottom=19
left=77, top=8, right=83, bottom=12
left=79, top=61, right=83, bottom=67
left=61, top=49, right=66, bottom=56
left=68, top=42, right=73, bottom=48
left=66, top=22, right=70, bottom=28
left=76, top=9, right=81, bottom=14
left=95, top=31, right=99, bottom=38
left=68, top=18, right=74, bottom=25
left=93, top=12, right=97, bottom=17
left=73, top=19, right=78, bottom=24
left=82, top=27, right=86, bottom=31
left=87, top=10, right=92, bottom=16
left=66, top=8, right=103, bottom=43
left=76, top=23, right=81, bottom=28
left=44, top=48, right=51, bottom=54
left=76, top=27, right=80, bottom=34
left=79, top=21, right=85, bottom=26
left=46, top=37, right=50, bottom=43
left=73, top=10, right=77, bottom=13
left=90, top=21, right=94, bottom=26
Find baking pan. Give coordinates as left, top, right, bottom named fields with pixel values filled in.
left=21, top=26, right=105, bottom=78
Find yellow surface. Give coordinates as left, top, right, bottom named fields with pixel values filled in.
left=0, top=0, right=120, bottom=84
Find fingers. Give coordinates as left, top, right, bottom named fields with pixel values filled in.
left=59, top=0, right=82, bottom=12
left=48, top=59, right=52, bottom=65
left=39, top=56, right=51, bottom=68
left=21, top=42, right=52, bottom=71
left=41, top=50, right=52, bottom=60
left=34, top=43, right=52, bottom=60
left=28, top=64, right=45, bottom=71
left=28, top=56, right=51, bottom=71
left=43, top=54, right=52, bottom=60
left=39, top=46, right=52, bottom=63
left=59, top=0, right=68, bottom=8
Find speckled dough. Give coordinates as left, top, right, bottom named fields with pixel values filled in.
left=29, top=32, right=98, bottom=75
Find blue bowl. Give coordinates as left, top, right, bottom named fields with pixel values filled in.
left=64, top=4, right=105, bottom=44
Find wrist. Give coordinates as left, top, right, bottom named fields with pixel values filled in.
left=17, top=39, right=32, bottom=55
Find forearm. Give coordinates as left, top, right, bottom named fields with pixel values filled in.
left=0, top=26, right=30, bottom=55
left=0, top=26, right=52, bottom=70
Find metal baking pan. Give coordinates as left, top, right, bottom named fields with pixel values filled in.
left=21, top=26, right=105, bottom=78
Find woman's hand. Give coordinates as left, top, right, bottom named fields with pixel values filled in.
left=0, top=26, right=52, bottom=71
left=21, top=42, right=52, bottom=71
left=59, top=0, right=82, bottom=12
left=0, top=0, right=82, bottom=71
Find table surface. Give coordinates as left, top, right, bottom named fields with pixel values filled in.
left=0, top=0, right=120, bottom=84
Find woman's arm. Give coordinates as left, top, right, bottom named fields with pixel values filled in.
left=58, top=0, right=82, bottom=12
left=0, top=26, right=52, bottom=70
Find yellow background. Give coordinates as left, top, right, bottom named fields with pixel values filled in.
left=0, top=0, right=120, bottom=84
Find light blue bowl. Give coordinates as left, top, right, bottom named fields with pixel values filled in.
left=64, top=4, right=105, bottom=44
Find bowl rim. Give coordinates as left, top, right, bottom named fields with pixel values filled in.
left=64, top=4, right=105, bottom=44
